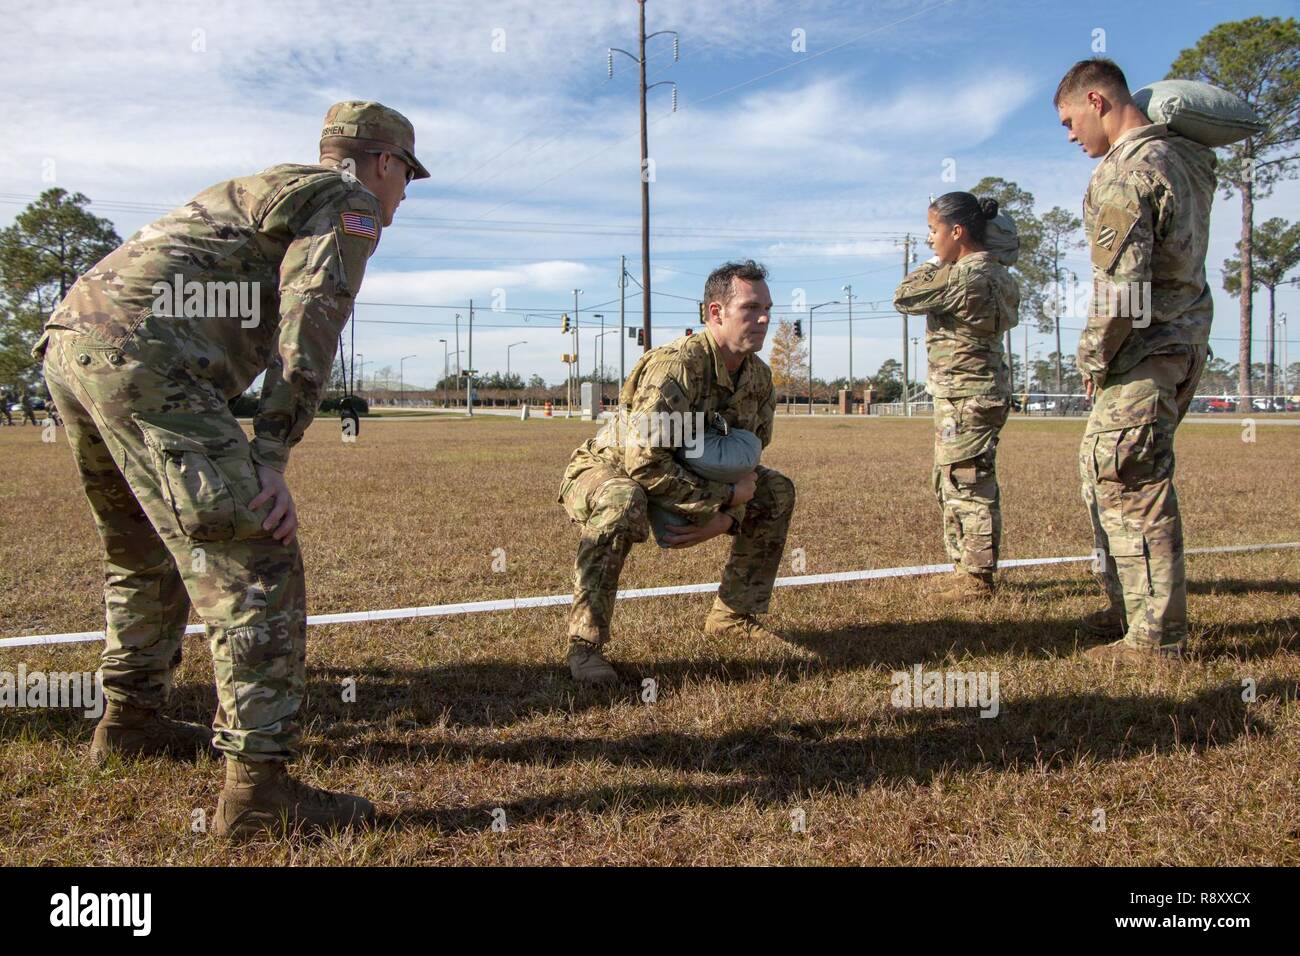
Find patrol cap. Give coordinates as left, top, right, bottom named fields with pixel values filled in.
left=320, top=100, right=430, bottom=180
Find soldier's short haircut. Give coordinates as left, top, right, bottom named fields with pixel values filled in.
left=1053, top=57, right=1131, bottom=107
left=318, top=139, right=382, bottom=171
left=703, top=260, right=769, bottom=313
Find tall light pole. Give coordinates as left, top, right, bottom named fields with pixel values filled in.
left=1280, top=312, right=1289, bottom=398
left=592, top=313, right=605, bottom=401
left=507, top=340, right=527, bottom=381
left=911, top=336, right=919, bottom=396
left=454, top=314, right=461, bottom=377
left=572, top=289, right=582, bottom=389
left=608, top=6, right=678, bottom=353
left=438, top=339, right=448, bottom=406
left=594, top=329, right=617, bottom=407
left=618, top=255, right=627, bottom=390
left=842, top=283, right=855, bottom=395
left=807, top=300, right=840, bottom=415
left=356, top=353, right=366, bottom=400
left=896, top=235, right=917, bottom=414
left=466, top=300, right=475, bottom=417
left=400, top=354, right=417, bottom=408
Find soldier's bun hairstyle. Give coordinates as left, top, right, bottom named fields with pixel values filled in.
left=703, top=259, right=769, bottom=313
left=930, top=192, right=996, bottom=244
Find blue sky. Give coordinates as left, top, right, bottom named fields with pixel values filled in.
left=2, top=0, right=1296, bottom=389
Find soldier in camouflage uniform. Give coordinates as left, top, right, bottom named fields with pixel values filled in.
left=1054, top=59, right=1215, bottom=662
left=36, top=101, right=428, bottom=835
left=895, top=193, right=1020, bottom=600
left=557, top=260, right=794, bottom=684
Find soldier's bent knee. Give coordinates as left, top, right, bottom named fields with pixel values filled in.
left=590, top=477, right=650, bottom=542
left=757, top=469, right=796, bottom=519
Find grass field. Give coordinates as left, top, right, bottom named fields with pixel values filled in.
left=1, top=414, right=1297, bottom=865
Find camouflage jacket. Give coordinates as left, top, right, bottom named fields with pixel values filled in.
left=894, top=251, right=1019, bottom=399
left=563, top=326, right=776, bottom=528
left=40, top=164, right=382, bottom=471
left=1080, top=124, right=1215, bottom=384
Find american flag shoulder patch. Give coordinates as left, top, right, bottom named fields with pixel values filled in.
left=340, top=211, right=379, bottom=240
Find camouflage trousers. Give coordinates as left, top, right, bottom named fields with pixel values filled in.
left=41, top=328, right=306, bottom=762
left=559, top=462, right=795, bottom=644
left=1080, top=345, right=1207, bottom=651
left=931, top=394, right=1009, bottom=573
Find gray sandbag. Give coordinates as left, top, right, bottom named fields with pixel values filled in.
left=650, top=427, right=761, bottom=547
left=1132, top=79, right=1265, bottom=147
left=983, top=212, right=1019, bottom=268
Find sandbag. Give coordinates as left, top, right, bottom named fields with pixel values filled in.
left=1132, top=79, right=1265, bottom=147
left=983, top=212, right=1019, bottom=267
left=649, top=427, right=761, bottom=547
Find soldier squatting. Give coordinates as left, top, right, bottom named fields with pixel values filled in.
left=31, top=58, right=1219, bottom=837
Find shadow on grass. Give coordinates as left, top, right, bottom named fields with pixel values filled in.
left=374, top=677, right=1295, bottom=833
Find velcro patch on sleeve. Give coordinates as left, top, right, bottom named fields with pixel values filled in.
left=340, top=211, right=379, bottom=241
left=1091, top=203, right=1138, bottom=274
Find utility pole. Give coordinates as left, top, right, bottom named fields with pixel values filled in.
left=593, top=314, right=605, bottom=404
left=466, top=300, right=473, bottom=417
left=608, top=3, right=678, bottom=354
left=438, top=339, right=447, bottom=406
left=899, top=234, right=913, bottom=415
left=842, top=283, right=855, bottom=394
left=619, top=254, right=627, bottom=392
left=454, top=313, right=461, bottom=377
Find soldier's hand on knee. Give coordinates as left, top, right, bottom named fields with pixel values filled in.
left=250, top=464, right=299, bottom=545
left=663, top=511, right=734, bottom=549
left=729, top=472, right=758, bottom=507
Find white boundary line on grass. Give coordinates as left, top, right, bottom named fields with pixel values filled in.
left=3, top=541, right=1297, bottom=649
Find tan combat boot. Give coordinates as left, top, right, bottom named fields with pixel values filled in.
left=1080, top=603, right=1126, bottom=640
left=703, top=600, right=784, bottom=643
left=89, top=699, right=214, bottom=763
left=567, top=638, right=620, bottom=685
left=214, top=759, right=376, bottom=839
left=931, top=568, right=995, bottom=602
left=1083, top=639, right=1183, bottom=664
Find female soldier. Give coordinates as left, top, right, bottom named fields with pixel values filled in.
left=894, top=192, right=1020, bottom=600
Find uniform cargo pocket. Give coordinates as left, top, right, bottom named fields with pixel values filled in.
left=134, top=417, right=239, bottom=541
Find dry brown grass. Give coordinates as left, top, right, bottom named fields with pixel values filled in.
left=1, top=414, right=1297, bottom=865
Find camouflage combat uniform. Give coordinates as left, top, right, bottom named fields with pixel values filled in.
left=557, top=326, right=792, bottom=645
left=36, top=162, right=383, bottom=762
left=1078, top=124, right=1215, bottom=652
left=895, top=252, right=1020, bottom=574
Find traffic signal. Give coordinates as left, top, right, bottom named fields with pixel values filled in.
left=636, top=328, right=645, bottom=346
left=684, top=327, right=693, bottom=337
left=698, top=302, right=705, bottom=324
left=794, top=319, right=803, bottom=339
left=561, top=313, right=570, bottom=333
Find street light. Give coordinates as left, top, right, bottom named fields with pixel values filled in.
left=400, top=354, right=417, bottom=408
left=594, top=329, right=618, bottom=407
left=1280, top=312, right=1289, bottom=398
left=572, top=289, right=582, bottom=383
left=507, top=340, right=528, bottom=381
left=356, top=353, right=365, bottom=399
left=592, top=314, right=605, bottom=398
left=807, top=300, right=840, bottom=415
